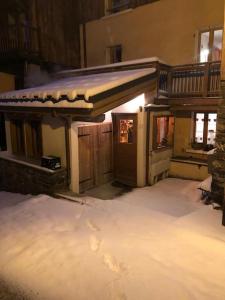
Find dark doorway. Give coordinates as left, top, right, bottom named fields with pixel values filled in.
left=0, top=113, right=6, bottom=151
left=112, top=113, right=137, bottom=186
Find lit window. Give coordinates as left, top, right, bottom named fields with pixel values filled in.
left=199, top=28, right=223, bottom=63
left=120, top=119, right=133, bottom=143
left=154, top=116, right=174, bottom=149
left=194, top=113, right=217, bottom=146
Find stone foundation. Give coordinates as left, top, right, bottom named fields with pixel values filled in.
left=0, top=157, right=68, bottom=195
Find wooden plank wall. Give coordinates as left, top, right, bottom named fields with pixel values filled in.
left=34, top=0, right=80, bottom=68
left=78, top=0, right=159, bottom=23
left=78, top=124, right=113, bottom=193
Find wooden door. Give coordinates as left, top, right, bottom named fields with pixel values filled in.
left=78, top=123, right=113, bottom=193
left=98, top=123, right=113, bottom=185
left=78, top=126, right=95, bottom=192
left=112, top=113, right=137, bottom=186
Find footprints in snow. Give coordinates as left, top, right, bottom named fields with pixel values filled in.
left=103, top=254, right=126, bottom=273
left=86, top=219, right=126, bottom=274
left=89, top=235, right=101, bottom=252
left=86, top=219, right=100, bottom=232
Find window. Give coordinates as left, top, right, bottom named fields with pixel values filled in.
left=107, top=0, right=130, bottom=14
left=10, top=119, right=42, bottom=159
left=106, top=45, right=122, bottom=64
left=194, top=113, right=217, bottom=146
left=119, top=119, right=134, bottom=143
left=199, top=28, right=223, bottom=63
left=154, top=116, right=174, bottom=150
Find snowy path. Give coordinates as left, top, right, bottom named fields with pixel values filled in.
left=0, top=179, right=224, bottom=300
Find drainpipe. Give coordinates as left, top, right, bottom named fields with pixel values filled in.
left=145, top=108, right=150, bottom=185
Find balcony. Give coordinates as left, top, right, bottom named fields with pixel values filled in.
left=157, top=61, right=221, bottom=100
left=0, top=24, right=40, bottom=62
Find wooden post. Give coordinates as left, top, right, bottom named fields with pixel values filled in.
left=167, top=68, right=172, bottom=98
left=203, top=62, right=209, bottom=97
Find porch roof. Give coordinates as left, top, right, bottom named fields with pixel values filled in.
left=0, top=68, right=156, bottom=109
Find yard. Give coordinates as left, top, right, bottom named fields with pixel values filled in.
left=0, top=178, right=224, bottom=300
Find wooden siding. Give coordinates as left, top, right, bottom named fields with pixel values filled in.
left=0, top=0, right=80, bottom=68
left=78, top=0, right=159, bottom=23
left=78, top=123, right=113, bottom=193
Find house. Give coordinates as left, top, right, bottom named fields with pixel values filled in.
left=0, top=59, right=157, bottom=195
left=0, top=56, right=221, bottom=197
left=0, top=0, right=224, bottom=228
left=77, top=0, right=225, bottom=223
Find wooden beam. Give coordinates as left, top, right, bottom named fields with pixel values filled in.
left=155, top=98, right=223, bottom=106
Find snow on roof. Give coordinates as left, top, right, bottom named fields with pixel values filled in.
left=0, top=68, right=156, bottom=108
left=59, top=57, right=164, bottom=75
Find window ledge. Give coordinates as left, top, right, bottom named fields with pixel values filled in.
left=153, top=146, right=172, bottom=153
left=102, top=8, right=133, bottom=20
left=0, top=152, right=63, bottom=174
left=171, top=157, right=208, bottom=166
left=186, top=148, right=214, bottom=155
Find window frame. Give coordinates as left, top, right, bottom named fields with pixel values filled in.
left=193, top=112, right=217, bottom=147
left=198, top=27, right=223, bottom=63
left=106, top=44, right=122, bottom=64
left=153, top=115, right=174, bottom=151
left=106, top=0, right=130, bottom=14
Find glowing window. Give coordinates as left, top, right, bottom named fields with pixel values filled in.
left=194, top=113, right=217, bottom=145
left=154, top=116, right=174, bottom=149
left=200, top=32, right=210, bottom=63
left=195, top=113, right=205, bottom=143
left=207, top=113, right=217, bottom=145
left=120, top=119, right=133, bottom=143
left=199, top=29, right=223, bottom=62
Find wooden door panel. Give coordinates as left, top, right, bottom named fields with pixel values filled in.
left=99, top=123, right=113, bottom=184
left=78, top=123, right=113, bottom=192
left=78, top=126, right=95, bottom=192
left=113, top=114, right=137, bottom=186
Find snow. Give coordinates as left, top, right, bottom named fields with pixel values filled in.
left=198, top=176, right=212, bottom=192
left=0, top=68, right=156, bottom=108
left=59, top=57, right=164, bottom=75
left=0, top=178, right=225, bottom=300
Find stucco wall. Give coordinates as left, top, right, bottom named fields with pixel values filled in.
left=0, top=73, right=15, bottom=92
left=42, top=116, right=67, bottom=167
left=85, top=0, right=224, bottom=66
left=173, top=116, right=210, bottom=161
left=173, top=117, right=192, bottom=157
left=170, top=160, right=209, bottom=181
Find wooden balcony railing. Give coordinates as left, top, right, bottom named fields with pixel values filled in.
left=0, top=24, right=40, bottom=59
left=158, top=61, right=221, bottom=98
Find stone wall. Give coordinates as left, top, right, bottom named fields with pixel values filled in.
left=211, top=81, right=225, bottom=209
left=0, top=158, right=68, bottom=195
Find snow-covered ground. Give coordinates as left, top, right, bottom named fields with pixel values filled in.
left=0, top=178, right=224, bottom=300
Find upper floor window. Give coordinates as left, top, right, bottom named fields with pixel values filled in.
left=194, top=113, right=217, bottom=147
left=199, top=28, right=223, bottom=63
left=106, top=45, right=122, bottom=64
left=107, top=0, right=130, bottom=14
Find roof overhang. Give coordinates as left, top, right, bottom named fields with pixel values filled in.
left=0, top=68, right=157, bottom=118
